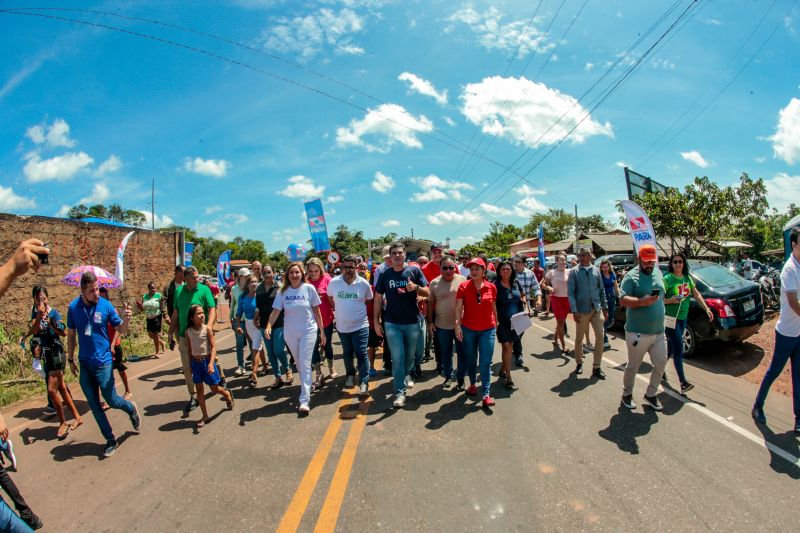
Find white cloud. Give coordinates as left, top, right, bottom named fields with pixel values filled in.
left=258, top=8, right=365, bottom=62
left=279, top=175, right=325, bottom=199
left=225, top=213, right=249, bottom=225
left=372, top=171, right=396, bottom=193
left=0, top=186, right=36, bottom=210
left=78, top=183, right=111, bottom=205
left=336, top=103, right=434, bottom=153
left=680, top=150, right=711, bottom=168
left=139, top=211, right=174, bottom=229
left=410, top=174, right=473, bottom=202
left=585, top=62, right=595, bottom=71
left=205, top=206, right=223, bottom=215
left=443, top=116, right=456, bottom=126
left=326, top=195, right=344, bottom=203
left=96, top=154, right=123, bottom=176
left=183, top=157, right=230, bottom=177
left=461, top=76, right=613, bottom=148
left=447, top=6, right=553, bottom=57
left=765, top=173, right=800, bottom=212
left=702, top=17, right=722, bottom=26
left=25, top=118, right=76, bottom=148
left=754, top=156, right=767, bottom=163
left=55, top=204, right=71, bottom=217
left=425, top=210, right=482, bottom=226
left=479, top=184, right=547, bottom=218
left=23, top=151, right=94, bottom=182
left=398, top=72, right=448, bottom=105
left=382, top=219, right=400, bottom=227
left=768, top=98, right=800, bottom=165
left=615, top=160, right=630, bottom=168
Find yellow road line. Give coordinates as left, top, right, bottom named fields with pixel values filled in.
left=313, top=395, right=371, bottom=533
left=276, top=395, right=351, bottom=533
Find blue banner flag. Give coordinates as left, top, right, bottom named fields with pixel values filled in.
left=217, top=250, right=231, bottom=289
left=304, top=198, right=331, bottom=252
left=184, top=242, right=194, bottom=267
left=538, top=224, right=546, bottom=266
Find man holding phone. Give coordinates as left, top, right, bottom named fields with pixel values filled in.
left=618, top=244, right=668, bottom=411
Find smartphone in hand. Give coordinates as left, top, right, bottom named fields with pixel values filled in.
left=650, top=289, right=660, bottom=297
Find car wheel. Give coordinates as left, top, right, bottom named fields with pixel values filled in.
left=682, top=323, right=696, bottom=358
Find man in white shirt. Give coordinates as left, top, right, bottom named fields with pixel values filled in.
left=329, top=255, right=373, bottom=397
left=753, top=228, right=800, bottom=433
left=458, top=251, right=471, bottom=278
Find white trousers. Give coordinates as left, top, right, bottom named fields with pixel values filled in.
left=285, top=327, right=318, bottom=406
left=244, top=319, right=263, bottom=352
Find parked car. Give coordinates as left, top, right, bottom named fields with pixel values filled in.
left=734, top=259, right=765, bottom=280
left=594, top=254, right=636, bottom=276
left=611, top=260, right=764, bottom=357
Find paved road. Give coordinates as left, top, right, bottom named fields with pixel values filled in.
left=5, top=318, right=799, bottom=532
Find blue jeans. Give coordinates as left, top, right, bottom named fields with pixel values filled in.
left=339, top=327, right=370, bottom=385
left=0, top=500, right=31, bottom=533
left=755, top=330, right=800, bottom=421
left=604, top=294, right=616, bottom=339
left=436, top=328, right=464, bottom=379
left=665, top=318, right=688, bottom=385
left=460, top=326, right=496, bottom=397
left=263, top=326, right=288, bottom=376
left=384, top=322, right=421, bottom=395
left=79, top=361, right=135, bottom=444
left=415, top=315, right=426, bottom=368
left=312, top=323, right=335, bottom=365
left=234, top=326, right=247, bottom=367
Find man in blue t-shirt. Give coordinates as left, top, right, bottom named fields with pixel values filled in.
left=374, top=242, right=428, bottom=408
left=67, top=272, right=141, bottom=458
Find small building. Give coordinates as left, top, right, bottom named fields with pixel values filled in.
left=508, top=237, right=552, bottom=256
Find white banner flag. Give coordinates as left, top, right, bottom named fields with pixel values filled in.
left=115, top=231, right=135, bottom=285
left=620, top=200, right=657, bottom=254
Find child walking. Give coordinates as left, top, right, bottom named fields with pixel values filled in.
left=186, top=305, right=234, bottom=428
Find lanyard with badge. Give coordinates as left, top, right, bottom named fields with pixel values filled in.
left=83, top=302, right=96, bottom=337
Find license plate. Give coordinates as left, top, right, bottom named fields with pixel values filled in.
left=743, top=299, right=755, bottom=312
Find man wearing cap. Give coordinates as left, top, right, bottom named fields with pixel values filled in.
left=427, top=255, right=466, bottom=387
left=229, top=268, right=252, bottom=376
left=618, top=244, right=668, bottom=410
left=568, top=247, right=608, bottom=378
left=512, top=254, right=543, bottom=366
left=422, top=244, right=445, bottom=372
left=458, top=251, right=471, bottom=278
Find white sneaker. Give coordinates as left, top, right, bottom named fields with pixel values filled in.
left=392, top=394, right=406, bottom=408
left=345, top=375, right=355, bottom=388
left=358, top=383, right=369, bottom=398
left=298, top=403, right=310, bottom=414
left=405, top=375, right=415, bottom=389
left=234, top=366, right=245, bottom=376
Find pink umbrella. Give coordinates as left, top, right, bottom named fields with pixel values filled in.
left=61, top=265, right=122, bottom=289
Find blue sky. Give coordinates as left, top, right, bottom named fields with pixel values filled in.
left=1, top=0, right=799, bottom=252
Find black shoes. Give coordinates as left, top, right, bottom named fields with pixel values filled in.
left=591, top=368, right=606, bottom=380
left=575, top=362, right=583, bottom=375
left=621, top=395, right=636, bottom=409
left=643, top=395, right=662, bottom=411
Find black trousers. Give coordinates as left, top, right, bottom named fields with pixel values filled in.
left=513, top=332, right=524, bottom=357
left=0, top=465, right=33, bottom=520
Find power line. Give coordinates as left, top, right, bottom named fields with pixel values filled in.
left=0, top=8, right=559, bottom=184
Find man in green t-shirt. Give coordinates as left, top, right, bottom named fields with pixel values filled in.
left=168, top=266, right=217, bottom=412
left=618, top=244, right=668, bottom=411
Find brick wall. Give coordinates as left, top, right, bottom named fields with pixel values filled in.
left=0, top=213, right=180, bottom=331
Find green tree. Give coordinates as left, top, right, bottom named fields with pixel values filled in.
left=521, top=209, right=607, bottom=242
left=632, top=173, right=768, bottom=257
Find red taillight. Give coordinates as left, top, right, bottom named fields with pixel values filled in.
left=706, top=298, right=735, bottom=318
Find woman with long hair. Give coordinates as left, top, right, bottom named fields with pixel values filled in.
left=255, top=264, right=292, bottom=389
left=663, top=253, right=713, bottom=394
left=306, top=257, right=336, bottom=388
left=543, top=253, right=570, bottom=353
left=30, top=286, right=83, bottom=439
left=140, top=281, right=166, bottom=358
left=599, top=259, right=620, bottom=350
left=266, top=262, right=326, bottom=414
left=455, top=258, right=499, bottom=407
left=494, top=260, right=526, bottom=388
left=236, top=276, right=268, bottom=387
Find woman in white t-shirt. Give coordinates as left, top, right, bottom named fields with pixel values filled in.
left=266, top=262, right=326, bottom=414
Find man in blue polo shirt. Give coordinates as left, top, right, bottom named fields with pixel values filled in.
left=67, top=272, right=141, bottom=458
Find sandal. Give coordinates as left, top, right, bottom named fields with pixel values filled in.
left=226, top=395, right=235, bottom=410
left=270, top=378, right=284, bottom=390
left=57, top=423, right=70, bottom=440
left=197, top=418, right=209, bottom=428
left=285, top=371, right=294, bottom=385
left=505, top=379, right=515, bottom=389
left=248, top=375, right=257, bottom=388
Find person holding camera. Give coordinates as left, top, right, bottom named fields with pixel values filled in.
left=618, top=244, right=668, bottom=411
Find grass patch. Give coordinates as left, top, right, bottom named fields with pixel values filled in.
left=0, top=315, right=163, bottom=408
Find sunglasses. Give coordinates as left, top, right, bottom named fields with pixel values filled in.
left=441, top=266, right=456, bottom=271
left=671, top=259, right=684, bottom=264
left=476, top=291, right=482, bottom=305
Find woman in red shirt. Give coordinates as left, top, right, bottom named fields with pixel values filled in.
left=455, top=258, right=498, bottom=407
left=307, top=257, right=337, bottom=388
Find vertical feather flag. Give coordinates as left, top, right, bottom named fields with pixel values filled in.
left=115, top=231, right=135, bottom=286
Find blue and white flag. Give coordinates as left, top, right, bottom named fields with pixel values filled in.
left=304, top=198, right=331, bottom=252
left=620, top=200, right=657, bottom=254
left=217, top=250, right=231, bottom=289
left=114, top=231, right=135, bottom=286
left=537, top=224, right=546, bottom=266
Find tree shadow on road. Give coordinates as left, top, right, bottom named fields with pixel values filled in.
left=598, top=405, right=659, bottom=455
left=753, top=423, right=800, bottom=479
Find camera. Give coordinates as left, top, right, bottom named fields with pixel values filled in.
left=38, top=243, right=49, bottom=265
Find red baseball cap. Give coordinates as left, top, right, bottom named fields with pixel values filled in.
left=638, top=244, right=658, bottom=262
left=466, top=257, right=486, bottom=270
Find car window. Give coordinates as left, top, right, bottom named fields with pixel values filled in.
left=692, top=264, right=744, bottom=288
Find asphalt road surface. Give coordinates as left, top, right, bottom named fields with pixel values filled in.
left=5, top=317, right=799, bottom=532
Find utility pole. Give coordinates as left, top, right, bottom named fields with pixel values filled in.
left=574, top=204, right=579, bottom=253
left=151, top=178, right=155, bottom=230
left=411, top=228, right=414, bottom=238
